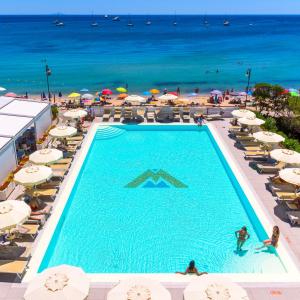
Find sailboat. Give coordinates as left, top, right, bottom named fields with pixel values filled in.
left=56, top=21, right=64, bottom=27
left=91, top=13, right=99, bottom=27
left=127, top=15, right=134, bottom=27
left=53, top=13, right=63, bottom=26
left=203, top=14, right=209, bottom=26
left=173, top=12, right=178, bottom=26
left=223, top=19, right=230, bottom=26
left=104, top=14, right=109, bottom=19
left=145, top=16, right=152, bottom=25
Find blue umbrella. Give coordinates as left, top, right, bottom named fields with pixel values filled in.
left=143, top=91, right=151, bottom=96
left=80, top=88, right=89, bottom=92
left=188, top=92, right=198, bottom=97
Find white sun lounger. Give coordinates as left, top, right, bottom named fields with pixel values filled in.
left=286, top=211, right=300, bottom=226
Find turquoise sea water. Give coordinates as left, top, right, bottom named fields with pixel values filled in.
left=39, top=125, right=286, bottom=273
left=0, top=15, right=300, bottom=94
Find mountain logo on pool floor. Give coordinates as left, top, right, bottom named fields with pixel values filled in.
left=125, top=169, right=187, bottom=188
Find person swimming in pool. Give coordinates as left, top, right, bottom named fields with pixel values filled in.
left=176, top=260, right=207, bottom=276
left=256, top=226, right=280, bottom=250
left=235, top=226, right=250, bottom=251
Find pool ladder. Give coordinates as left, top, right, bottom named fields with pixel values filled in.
left=95, top=126, right=125, bottom=140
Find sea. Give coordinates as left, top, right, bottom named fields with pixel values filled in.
left=0, top=15, right=300, bottom=95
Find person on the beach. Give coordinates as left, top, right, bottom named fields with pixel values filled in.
left=235, top=226, right=250, bottom=251
left=176, top=260, right=207, bottom=276
left=256, top=226, right=280, bottom=250
left=177, top=87, right=180, bottom=95
left=163, top=88, right=168, bottom=94
left=197, top=114, right=205, bottom=126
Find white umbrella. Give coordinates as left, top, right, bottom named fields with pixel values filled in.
left=49, top=125, right=77, bottom=138
left=184, top=275, right=249, bottom=300
left=125, top=95, right=146, bottom=104
left=158, top=94, right=178, bottom=101
left=107, top=277, right=171, bottom=300
left=253, top=131, right=285, bottom=144
left=279, top=168, right=300, bottom=186
left=270, top=149, right=300, bottom=165
left=81, top=93, right=94, bottom=100
left=0, top=87, right=6, bottom=92
left=231, top=109, right=255, bottom=119
left=24, top=265, right=90, bottom=300
left=0, top=200, right=31, bottom=232
left=29, top=148, right=63, bottom=165
left=14, top=165, right=53, bottom=187
left=63, top=109, right=87, bottom=119
left=238, top=116, right=265, bottom=126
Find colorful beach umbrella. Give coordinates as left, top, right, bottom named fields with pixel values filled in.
left=169, top=91, right=178, bottom=96
left=116, top=87, right=127, bottom=93
left=117, top=93, right=128, bottom=99
left=149, top=89, right=160, bottom=94
left=5, top=92, right=17, bottom=97
left=0, top=87, right=6, bottom=92
left=143, top=91, right=151, bottom=96
left=80, top=88, right=89, bottom=92
left=290, top=91, right=299, bottom=97
left=68, top=92, right=81, bottom=98
left=102, top=89, right=113, bottom=95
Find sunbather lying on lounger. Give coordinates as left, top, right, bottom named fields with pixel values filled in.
left=24, top=198, right=51, bottom=215
left=256, top=226, right=280, bottom=250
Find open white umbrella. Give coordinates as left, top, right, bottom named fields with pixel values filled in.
left=14, top=165, right=53, bottom=187
left=29, top=148, right=63, bottom=165
left=0, top=200, right=31, bottom=232
left=0, top=87, right=6, bottom=92
left=238, top=116, right=265, bottom=126
left=158, top=94, right=178, bottom=101
left=184, top=275, right=249, bottom=300
left=231, top=109, right=255, bottom=119
left=81, top=93, right=94, bottom=100
left=270, top=149, right=300, bottom=165
left=24, top=265, right=90, bottom=300
left=279, top=168, right=300, bottom=186
left=253, top=131, right=285, bottom=144
left=107, top=277, right=171, bottom=300
left=125, top=95, right=146, bottom=104
left=49, top=125, right=77, bottom=138
left=63, top=109, right=87, bottom=119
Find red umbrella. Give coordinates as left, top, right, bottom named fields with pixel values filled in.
left=282, top=89, right=289, bottom=95
left=102, top=89, right=113, bottom=95
left=5, top=92, right=17, bottom=97
left=169, top=91, right=178, bottom=96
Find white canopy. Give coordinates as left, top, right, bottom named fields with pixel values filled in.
left=253, top=131, right=285, bottom=144
left=24, top=265, right=90, bottom=300
left=238, top=116, right=265, bottom=126
left=49, top=125, right=77, bottom=138
left=63, top=109, right=87, bottom=119
left=231, top=109, right=255, bottom=118
left=107, top=278, right=171, bottom=300
left=0, top=96, right=14, bottom=109
left=125, top=95, right=146, bottom=103
left=0, top=114, right=33, bottom=137
left=270, top=149, right=300, bottom=165
left=158, top=94, right=178, bottom=101
left=0, top=200, right=31, bottom=232
left=279, top=168, right=300, bottom=186
left=0, top=137, right=11, bottom=150
left=29, top=148, right=63, bottom=165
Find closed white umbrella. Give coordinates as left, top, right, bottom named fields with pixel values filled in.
left=270, top=149, right=300, bottom=165
left=24, top=265, right=90, bottom=300
left=0, top=200, right=31, bottom=232
left=184, top=275, right=249, bottom=300
left=125, top=95, right=146, bottom=104
left=279, top=168, right=300, bottom=186
left=238, top=116, right=265, bottom=126
left=107, top=277, right=171, bottom=300
left=231, top=109, right=255, bottom=118
left=63, top=109, right=87, bottom=119
left=253, top=131, right=285, bottom=144
left=14, top=165, right=52, bottom=187
left=158, top=93, right=178, bottom=101
left=29, top=148, right=63, bottom=165
left=49, top=125, right=77, bottom=138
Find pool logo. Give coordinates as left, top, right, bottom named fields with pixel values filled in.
left=125, top=169, right=187, bottom=188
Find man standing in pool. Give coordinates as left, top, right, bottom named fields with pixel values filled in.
left=235, top=226, right=250, bottom=252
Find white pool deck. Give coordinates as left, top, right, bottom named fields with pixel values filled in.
left=2, top=119, right=300, bottom=299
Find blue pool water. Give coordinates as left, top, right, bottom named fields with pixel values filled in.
left=39, top=125, right=286, bottom=273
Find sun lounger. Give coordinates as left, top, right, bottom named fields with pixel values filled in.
left=55, top=158, right=73, bottom=164
left=256, top=162, right=285, bottom=174
left=146, top=111, right=155, bottom=122
left=32, top=188, right=57, bottom=199
left=31, top=204, right=52, bottom=216
left=276, top=191, right=299, bottom=201
left=173, top=108, right=180, bottom=122
left=0, top=260, right=28, bottom=279
left=0, top=245, right=31, bottom=260
left=205, top=114, right=224, bottom=121
left=136, top=109, right=145, bottom=119
left=66, top=136, right=84, bottom=141
left=286, top=211, right=300, bottom=226
left=124, top=109, right=133, bottom=120
left=236, top=135, right=254, bottom=141
left=285, top=201, right=300, bottom=210
left=228, top=126, right=242, bottom=133
left=26, top=214, right=46, bottom=225
left=50, top=163, right=70, bottom=171
left=244, top=151, right=267, bottom=160
left=102, top=108, right=111, bottom=121
left=113, top=109, right=122, bottom=121
left=52, top=170, right=66, bottom=178
left=182, top=108, right=190, bottom=122
left=239, top=141, right=262, bottom=147
left=243, top=146, right=262, bottom=151
left=16, top=224, right=39, bottom=239
left=269, top=183, right=295, bottom=195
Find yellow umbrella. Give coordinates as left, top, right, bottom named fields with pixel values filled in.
left=68, top=92, right=81, bottom=98
left=149, top=89, right=160, bottom=94
left=116, top=87, right=127, bottom=93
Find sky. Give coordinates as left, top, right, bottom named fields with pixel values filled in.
left=1, top=0, right=300, bottom=15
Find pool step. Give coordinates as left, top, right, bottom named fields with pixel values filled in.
left=95, top=126, right=125, bottom=140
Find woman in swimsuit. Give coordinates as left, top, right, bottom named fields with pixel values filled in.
left=256, top=226, right=280, bottom=250
left=176, top=260, right=207, bottom=276
left=235, top=226, right=250, bottom=251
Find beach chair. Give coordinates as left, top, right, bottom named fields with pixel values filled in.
left=66, top=136, right=84, bottom=142
left=114, top=108, right=122, bottom=122
left=102, top=108, right=111, bottom=121
left=50, top=163, right=70, bottom=171
left=124, top=108, right=133, bottom=121
left=228, top=126, right=242, bottom=133
left=205, top=114, right=224, bottom=121
left=286, top=211, right=300, bottom=226
left=172, top=108, right=181, bottom=122
left=52, top=170, right=66, bottom=179
left=136, top=108, right=145, bottom=120
left=243, top=146, right=262, bottom=151
left=285, top=201, right=300, bottom=210
left=0, top=245, right=31, bottom=261
left=146, top=110, right=156, bottom=122
left=269, top=183, right=295, bottom=195
left=276, top=191, right=299, bottom=201
left=182, top=108, right=190, bottom=123
left=55, top=158, right=73, bottom=164
left=16, top=224, right=39, bottom=239
left=32, top=188, right=57, bottom=200
left=236, top=135, right=254, bottom=142
left=239, top=141, right=262, bottom=147
left=256, top=161, right=285, bottom=174
left=26, top=214, right=47, bottom=225
left=0, top=260, right=28, bottom=279
left=244, top=151, right=267, bottom=160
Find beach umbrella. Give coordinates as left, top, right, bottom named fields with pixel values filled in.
left=107, top=277, right=171, bottom=300
left=68, top=92, right=81, bottom=98
left=270, top=149, right=300, bottom=165
left=116, top=87, right=127, bottom=93
left=0, top=87, right=6, bottom=92
left=117, top=93, right=128, bottom=99
left=81, top=93, right=94, bottom=100
left=80, top=88, right=89, bottom=92
left=288, top=88, right=298, bottom=93
left=279, top=168, right=300, bottom=186
left=0, top=200, right=31, bottom=232
left=188, top=92, right=198, bottom=97
left=14, top=165, right=53, bottom=187
left=24, top=265, right=90, bottom=300
left=238, top=116, right=265, bottom=126
left=169, top=91, right=178, bottom=96
left=149, top=89, right=160, bottom=94
left=102, top=89, right=113, bottom=95
left=230, top=91, right=239, bottom=96
left=143, top=91, right=151, bottom=96
left=63, top=109, right=87, bottom=119
left=49, top=125, right=77, bottom=138
left=125, top=95, right=146, bottom=104
left=184, top=275, right=249, bottom=300
left=238, top=91, right=247, bottom=96
left=253, top=131, right=285, bottom=144
left=158, top=93, right=178, bottom=101
left=29, top=149, right=63, bottom=165
left=5, top=92, right=17, bottom=97
left=231, top=109, right=255, bottom=118
left=210, top=90, right=222, bottom=95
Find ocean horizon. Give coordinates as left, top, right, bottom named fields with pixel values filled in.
left=0, top=14, right=300, bottom=95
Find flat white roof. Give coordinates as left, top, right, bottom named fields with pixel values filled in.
left=0, top=114, right=33, bottom=137
left=0, top=96, right=14, bottom=109
left=0, top=99, right=48, bottom=117
left=0, top=136, right=11, bottom=150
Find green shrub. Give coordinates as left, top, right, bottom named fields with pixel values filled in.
left=283, top=138, right=300, bottom=152
left=262, top=117, right=278, bottom=132
left=51, top=105, right=59, bottom=120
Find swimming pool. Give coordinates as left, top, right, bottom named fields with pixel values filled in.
left=39, top=125, right=286, bottom=274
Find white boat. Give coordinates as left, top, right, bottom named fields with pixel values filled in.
left=104, top=14, right=108, bottom=18
left=173, top=12, right=177, bottom=26
left=223, top=19, right=230, bottom=26
left=91, top=22, right=99, bottom=27
left=113, top=16, right=120, bottom=21
left=56, top=22, right=64, bottom=27
left=53, top=19, right=59, bottom=25
left=146, top=20, right=152, bottom=25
